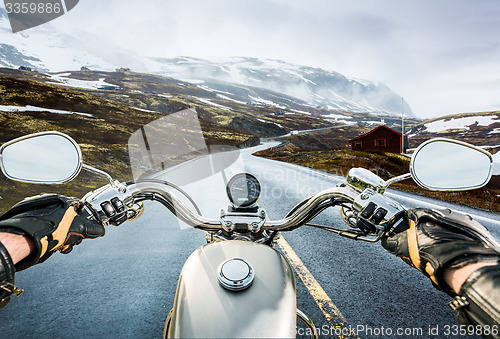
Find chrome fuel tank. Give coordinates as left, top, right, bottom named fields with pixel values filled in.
left=164, top=240, right=296, bottom=338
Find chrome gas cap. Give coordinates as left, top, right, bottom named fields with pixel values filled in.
left=217, top=258, right=254, bottom=291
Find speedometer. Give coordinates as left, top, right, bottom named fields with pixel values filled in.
left=226, top=173, right=261, bottom=208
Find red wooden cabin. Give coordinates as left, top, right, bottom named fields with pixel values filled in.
left=349, top=125, right=406, bottom=153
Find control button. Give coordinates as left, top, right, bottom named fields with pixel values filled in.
left=356, top=218, right=376, bottom=234
left=100, top=201, right=116, bottom=217
left=371, top=208, right=388, bottom=224
left=111, top=197, right=125, bottom=213
left=361, top=202, right=377, bottom=218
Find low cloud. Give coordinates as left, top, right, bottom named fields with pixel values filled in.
left=11, top=0, right=500, bottom=118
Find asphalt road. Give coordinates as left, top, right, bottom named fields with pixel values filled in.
left=1, top=143, right=499, bottom=338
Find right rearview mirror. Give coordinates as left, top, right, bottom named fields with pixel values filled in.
left=410, top=138, right=494, bottom=191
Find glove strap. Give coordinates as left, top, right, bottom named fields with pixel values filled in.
left=0, top=240, right=23, bottom=308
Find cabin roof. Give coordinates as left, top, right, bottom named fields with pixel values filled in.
left=349, top=125, right=402, bottom=142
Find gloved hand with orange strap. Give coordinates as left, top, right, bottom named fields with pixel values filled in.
left=381, top=208, right=499, bottom=296
left=0, top=194, right=105, bottom=308
left=382, top=207, right=500, bottom=333
left=0, top=194, right=105, bottom=271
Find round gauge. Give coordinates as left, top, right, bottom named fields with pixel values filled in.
left=226, top=173, right=261, bottom=207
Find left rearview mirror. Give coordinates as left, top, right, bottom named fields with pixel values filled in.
left=0, top=131, right=82, bottom=184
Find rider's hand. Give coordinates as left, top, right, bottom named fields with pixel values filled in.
left=0, top=194, right=105, bottom=271
left=381, top=208, right=499, bottom=295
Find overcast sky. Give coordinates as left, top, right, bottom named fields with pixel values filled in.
left=37, top=1, right=500, bottom=118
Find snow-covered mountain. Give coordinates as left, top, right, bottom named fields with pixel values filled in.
left=0, top=7, right=115, bottom=71
left=0, top=7, right=412, bottom=117
left=152, top=56, right=413, bottom=117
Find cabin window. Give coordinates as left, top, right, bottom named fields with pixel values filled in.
left=375, top=139, right=386, bottom=147
left=353, top=141, right=362, bottom=148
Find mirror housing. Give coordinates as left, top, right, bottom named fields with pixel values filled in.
left=410, top=138, right=493, bottom=191
left=346, top=167, right=387, bottom=193
left=0, top=131, right=83, bottom=184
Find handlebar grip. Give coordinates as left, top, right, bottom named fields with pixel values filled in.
left=385, top=211, right=409, bottom=236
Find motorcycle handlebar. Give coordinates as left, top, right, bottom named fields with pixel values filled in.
left=84, top=179, right=361, bottom=232
left=263, top=186, right=359, bottom=230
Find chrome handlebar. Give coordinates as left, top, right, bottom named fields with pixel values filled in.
left=83, top=179, right=362, bottom=232
left=130, top=184, right=222, bottom=231
left=263, top=185, right=360, bottom=230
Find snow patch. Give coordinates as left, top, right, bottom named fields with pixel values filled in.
left=216, top=94, right=247, bottom=105
left=282, top=68, right=316, bottom=85
left=198, top=85, right=215, bottom=93
left=191, top=97, right=231, bottom=110
left=132, top=107, right=159, bottom=113
left=247, top=95, right=286, bottom=109
left=180, top=79, right=204, bottom=84
left=290, top=109, right=312, bottom=115
left=0, top=105, right=100, bottom=119
left=197, top=85, right=233, bottom=96
left=323, top=113, right=356, bottom=125
left=424, top=116, right=499, bottom=133
left=48, top=74, right=117, bottom=90
left=323, top=113, right=352, bottom=120
left=248, top=95, right=274, bottom=106
left=255, top=117, right=283, bottom=128
left=345, top=76, right=373, bottom=87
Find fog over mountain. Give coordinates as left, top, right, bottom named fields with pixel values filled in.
left=0, top=7, right=412, bottom=117
left=153, top=56, right=413, bottom=117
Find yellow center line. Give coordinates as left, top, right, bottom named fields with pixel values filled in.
left=278, top=236, right=359, bottom=339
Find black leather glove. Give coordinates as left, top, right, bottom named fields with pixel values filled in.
left=381, top=208, right=500, bottom=296
left=0, top=194, right=105, bottom=271
left=0, top=239, right=17, bottom=308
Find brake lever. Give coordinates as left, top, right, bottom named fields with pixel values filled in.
left=304, top=222, right=384, bottom=242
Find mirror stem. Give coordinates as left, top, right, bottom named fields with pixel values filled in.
left=82, top=164, right=117, bottom=188
left=385, top=173, right=412, bottom=187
